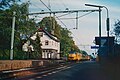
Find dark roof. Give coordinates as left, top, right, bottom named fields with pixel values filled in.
left=38, top=28, right=60, bottom=42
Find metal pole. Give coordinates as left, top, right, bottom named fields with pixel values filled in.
left=85, top=4, right=103, bottom=59
left=104, top=6, right=109, bottom=55
left=107, top=17, right=110, bottom=55
left=10, top=11, right=16, bottom=60
left=99, top=7, right=102, bottom=48
left=28, top=9, right=99, bottom=15
left=76, top=11, right=78, bottom=29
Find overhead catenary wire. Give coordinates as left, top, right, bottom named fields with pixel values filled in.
left=78, top=11, right=94, bottom=19
left=61, top=0, right=67, bottom=8
left=27, top=0, right=99, bottom=31
left=48, top=0, right=51, bottom=10
left=40, top=0, right=67, bottom=28
left=31, top=2, right=43, bottom=11
left=58, top=12, right=74, bottom=18
left=72, top=31, right=92, bottom=47
left=57, top=11, right=94, bottom=20
left=38, top=0, right=95, bottom=53
left=30, top=11, right=94, bottom=20
left=61, top=0, right=69, bottom=10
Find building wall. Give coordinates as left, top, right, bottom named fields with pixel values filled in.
left=40, top=32, right=60, bottom=53
left=40, top=32, right=60, bottom=59
left=23, top=31, right=60, bottom=59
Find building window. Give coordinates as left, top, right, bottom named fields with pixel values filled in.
left=45, top=40, right=49, bottom=45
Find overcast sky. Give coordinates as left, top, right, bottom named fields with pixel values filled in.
left=22, top=0, right=120, bottom=54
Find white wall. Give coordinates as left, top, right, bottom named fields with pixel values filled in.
left=40, top=32, right=60, bottom=53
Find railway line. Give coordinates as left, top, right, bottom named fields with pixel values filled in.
left=0, top=61, right=78, bottom=80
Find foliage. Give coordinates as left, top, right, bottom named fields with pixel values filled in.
left=112, top=20, right=120, bottom=56
left=38, top=17, right=61, bottom=39
left=29, top=32, right=42, bottom=59
left=38, top=17, right=80, bottom=57
left=81, top=50, right=88, bottom=55
left=0, top=0, right=20, bottom=10
left=113, top=20, right=120, bottom=44
left=0, top=1, right=37, bottom=60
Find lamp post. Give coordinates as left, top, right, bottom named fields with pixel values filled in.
left=85, top=4, right=110, bottom=55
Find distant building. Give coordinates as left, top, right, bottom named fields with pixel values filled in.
left=22, top=28, right=60, bottom=59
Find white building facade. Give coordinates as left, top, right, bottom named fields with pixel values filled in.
left=29, top=29, right=60, bottom=59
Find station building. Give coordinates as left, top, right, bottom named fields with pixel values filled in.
left=22, top=28, right=60, bottom=59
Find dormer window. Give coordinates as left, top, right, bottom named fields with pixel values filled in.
left=45, top=40, right=49, bottom=45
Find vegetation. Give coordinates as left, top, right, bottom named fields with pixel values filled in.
left=29, top=32, right=42, bottom=59
left=81, top=50, right=88, bottom=56
left=0, top=0, right=20, bottom=10
left=38, top=17, right=81, bottom=57
left=0, top=1, right=87, bottom=60
left=0, top=1, right=40, bottom=60
left=113, top=20, right=120, bottom=44
left=111, top=20, right=120, bottom=56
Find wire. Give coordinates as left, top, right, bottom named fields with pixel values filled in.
left=32, top=11, right=94, bottom=21
left=39, top=0, right=67, bottom=28
left=78, top=11, right=94, bottom=19
left=29, top=0, right=43, bottom=11
left=48, top=0, right=51, bottom=10
left=58, top=12, right=73, bottom=18
left=61, top=0, right=69, bottom=10
left=72, top=32, right=81, bottom=45
left=31, top=3, right=42, bottom=11
left=61, top=0, right=67, bottom=8
left=57, top=11, right=93, bottom=20
left=40, top=0, right=51, bottom=12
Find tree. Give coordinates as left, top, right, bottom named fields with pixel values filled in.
left=38, top=17, right=80, bottom=57
left=81, top=50, right=88, bottom=55
left=0, top=9, right=13, bottom=59
left=111, top=20, right=120, bottom=56
left=0, top=0, right=20, bottom=10
left=0, top=1, right=37, bottom=60
left=113, top=20, right=120, bottom=44
left=29, top=32, right=42, bottom=59
left=38, top=17, right=61, bottom=39
left=12, top=2, right=37, bottom=59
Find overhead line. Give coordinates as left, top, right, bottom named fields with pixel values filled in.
left=78, top=11, right=94, bottom=19
left=58, top=12, right=74, bottom=18
left=61, top=0, right=67, bottom=8
left=58, top=11, right=94, bottom=20
left=30, top=11, right=95, bottom=22
left=40, top=0, right=51, bottom=11
left=31, top=2, right=42, bottom=11
left=40, top=0, right=67, bottom=28
left=28, top=9, right=99, bottom=15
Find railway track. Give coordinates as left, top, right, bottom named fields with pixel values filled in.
left=0, top=62, right=77, bottom=80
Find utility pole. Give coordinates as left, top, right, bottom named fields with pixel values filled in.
left=10, top=11, right=16, bottom=60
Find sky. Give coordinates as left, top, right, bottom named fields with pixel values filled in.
left=22, top=0, right=120, bottom=55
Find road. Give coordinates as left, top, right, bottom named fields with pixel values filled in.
left=18, top=61, right=120, bottom=80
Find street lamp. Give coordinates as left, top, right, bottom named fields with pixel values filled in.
left=85, top=4, right=110, bottom=55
